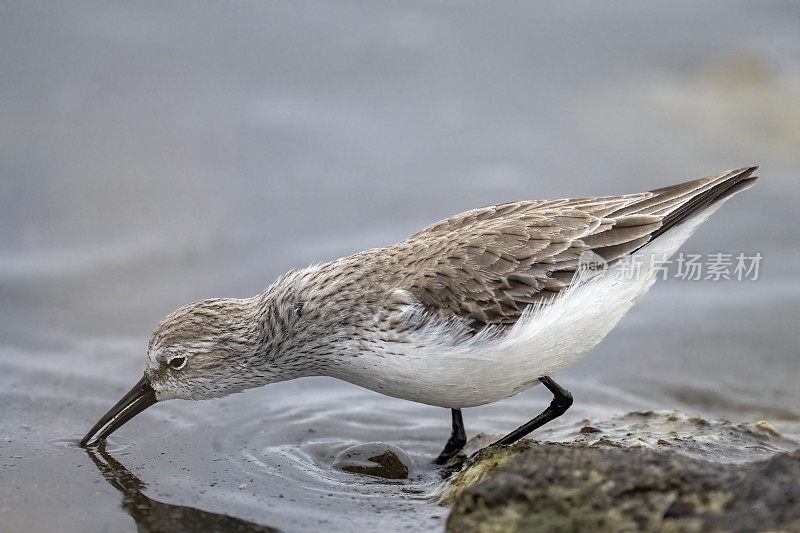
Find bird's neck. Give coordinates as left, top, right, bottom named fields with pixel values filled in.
left=249, top=269, right=317, bottom=376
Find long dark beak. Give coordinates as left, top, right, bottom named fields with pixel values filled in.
left=80, top=374, right=157, bottom=447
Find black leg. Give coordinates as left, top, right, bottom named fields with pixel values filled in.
left=434, top=408, right=467, bottom=464
left=491, top=376, right=573, bottom=447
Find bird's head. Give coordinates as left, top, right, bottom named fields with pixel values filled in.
left=80, top=296, right=287, bottom=446
left=145, top=298, right=272, bottom=401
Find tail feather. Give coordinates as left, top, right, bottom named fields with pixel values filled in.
left=610, top=166, right=759, bottom=241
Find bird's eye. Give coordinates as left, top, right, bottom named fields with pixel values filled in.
left=168, top=356, right=186, bottom=370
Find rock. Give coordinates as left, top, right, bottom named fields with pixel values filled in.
left=439, top=440, right=531, bottom=505
left=331, top=442, right=410, bottom=479
left=555, top=411, right=798, bottom=464
left=447, top=444, right=800, bottom=532
left=444, top=412, right=800, bottom=532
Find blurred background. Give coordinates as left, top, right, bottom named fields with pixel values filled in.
left=1, top=2, right=799, bottom=531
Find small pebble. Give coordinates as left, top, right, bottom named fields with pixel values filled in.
left=332, top=442, right=411, bottom=479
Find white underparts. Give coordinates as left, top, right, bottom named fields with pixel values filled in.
left=337, top=203, right=726, bottom=408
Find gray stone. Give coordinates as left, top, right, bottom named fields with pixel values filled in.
left=332, top=442, right=410, bottom=480
left=445, top=413, right=800, bottom=532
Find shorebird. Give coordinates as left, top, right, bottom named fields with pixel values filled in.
left=81, top=166, right=758, bottom=464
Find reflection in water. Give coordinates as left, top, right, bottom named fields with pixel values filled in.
left=86, top=444, right=278, bottom=533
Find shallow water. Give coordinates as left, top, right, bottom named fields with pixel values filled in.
left=2, top=2, right=800, bottom=531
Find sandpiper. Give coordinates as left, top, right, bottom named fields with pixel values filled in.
left=81, top=166, right=758, bottom=464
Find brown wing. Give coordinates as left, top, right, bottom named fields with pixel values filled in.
left=392, top=166, right=757, bottom=330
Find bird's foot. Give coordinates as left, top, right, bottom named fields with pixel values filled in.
left=434, top=445, right=465, bottom=465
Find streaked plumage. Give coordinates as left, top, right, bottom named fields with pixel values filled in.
left=81, top=166, right=759, bottom=456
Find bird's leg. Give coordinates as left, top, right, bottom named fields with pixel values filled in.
left=434, top=408, right=467, bottom=464
left=491, top=376, right=573, bottom=447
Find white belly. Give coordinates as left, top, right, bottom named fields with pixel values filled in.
left=333, top=206, right=720, bottom=408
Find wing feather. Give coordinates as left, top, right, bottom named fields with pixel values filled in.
left=391, top=166, right=758, bottom=330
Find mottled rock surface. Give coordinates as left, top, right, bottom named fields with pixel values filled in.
left=444, top=412, right=800, bottom=532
